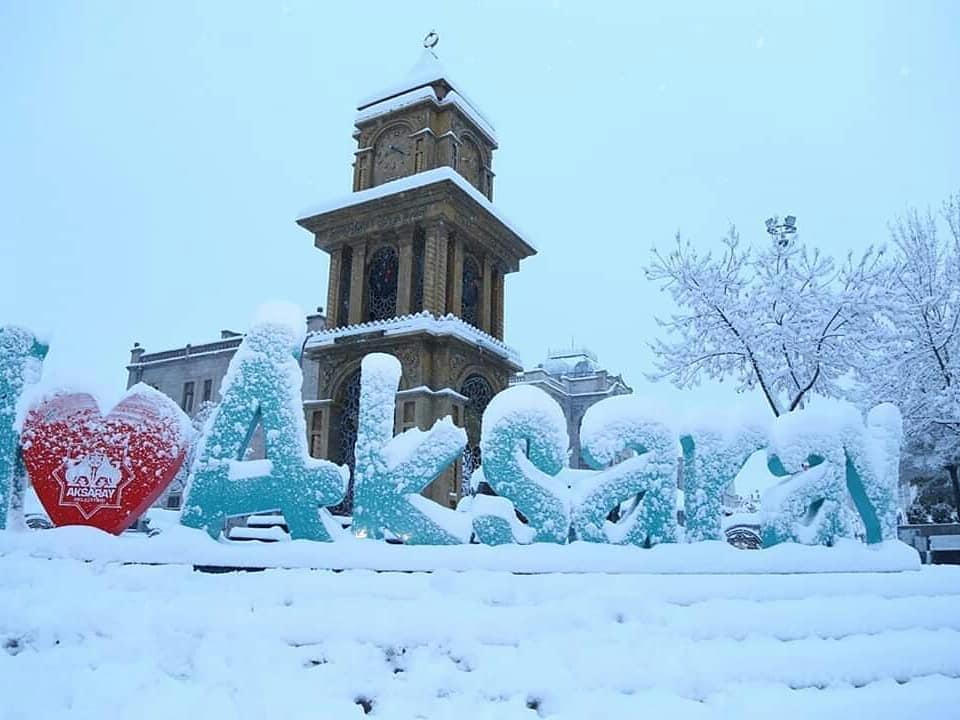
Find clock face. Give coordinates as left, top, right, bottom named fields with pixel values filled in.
left=373, top=127, right=413, bottom=184
left=460, top=139, right=482, bottom=188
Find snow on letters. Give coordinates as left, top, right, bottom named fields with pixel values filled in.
left=0, top=326, right=47, bottom=530
left=180, top=304, right=349, bottom=541
left=680, top=419, right=766, bottom=543
left=473, top=385, right=570, bottom=544
left=762, top=400, right=902, bottom=547
left=572, top=396, right=679, bottom=546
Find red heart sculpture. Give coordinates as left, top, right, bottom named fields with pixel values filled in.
left=21, top=385, right=192, bottom=534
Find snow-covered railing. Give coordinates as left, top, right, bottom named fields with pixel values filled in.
left=305, top=311, right=521, bottom=366
left=134, top=337, right=243, bottom=365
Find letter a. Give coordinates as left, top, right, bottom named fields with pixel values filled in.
left=181, top=305, right=347, bottom=540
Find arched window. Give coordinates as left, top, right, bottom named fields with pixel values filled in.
left=367, top=246, right=398, bottom=321
left=461, top=256, right=481, bottom=328
left=460, top=374, right=494, bottom=489
left=332, top=369, right=362, bottom=515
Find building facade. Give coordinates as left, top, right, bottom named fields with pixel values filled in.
left=510, top=347, right=632, bottom=469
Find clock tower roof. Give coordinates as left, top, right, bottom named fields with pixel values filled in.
left=356, top=49, right=494, bottom=138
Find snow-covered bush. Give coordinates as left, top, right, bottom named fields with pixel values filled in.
left=905, top=500, right=928, bottom=524
left=351, top=353, right=471, bottom=544
left=571, top=396, right=678, bottom=546
left=909, top=477, right=960, bottom=524
left=473, top=385, right=569, bottom=544
left=930, top=502, right=957, bottom=524
left=181, top=304, right=348, bottom=541
left=0, top=326, right=47, bottom=530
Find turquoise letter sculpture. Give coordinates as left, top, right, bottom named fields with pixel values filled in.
left=572, top=396, right=678, bottom=546
left=0, top=326, right=48, bottom=530
left=181, top=306, right=348, bottom=541
left=848, top=403, right=902, bottom=543
left=461, top=487, right=536, bottom=545
left=474, top=385, right=570, bottom=544
left=351, top=353, right=471, bottom=544
left=680, top=422, right=765, bottom=542
left=762, top=403, right=858, bottom=547
left=829, top=402, right=902, bottom=544
left=762, top=401, right=902, bottom=547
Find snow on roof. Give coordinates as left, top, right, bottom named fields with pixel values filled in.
left=297, top=166, right=532, bottom=249
left=356, top=85, right=437, bottom=124
left=357, top=50, right=495, bottom=132
left=305, top=311, right=521, bottom=366
left=355, top=85, right=497, bottom=146
left=441, top=90, right=496, bottom=146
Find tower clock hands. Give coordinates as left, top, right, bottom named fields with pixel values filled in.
left=389, top=144, right=408, bottom=156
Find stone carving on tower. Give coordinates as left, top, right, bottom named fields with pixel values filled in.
left=296, top=38, right=536, bottom=512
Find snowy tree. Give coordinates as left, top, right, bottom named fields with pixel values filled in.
left=858, top=192, right=960, bottom=519
left=645, top=223, right=883, bottom=417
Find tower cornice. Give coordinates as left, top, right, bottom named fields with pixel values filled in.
left=297, top=168, right=535, bottom=268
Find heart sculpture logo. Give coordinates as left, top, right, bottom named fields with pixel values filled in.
left=21, top=385, right=192, bottom=534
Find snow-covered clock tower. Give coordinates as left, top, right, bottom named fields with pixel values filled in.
left=296, top=42, right=536, bottom=511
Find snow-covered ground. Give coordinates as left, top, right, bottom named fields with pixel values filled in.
left=0, top=521, right=922, bottom=574
left=2, top=555, right=959, bottom=719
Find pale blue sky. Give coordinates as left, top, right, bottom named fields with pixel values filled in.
left=2, top=1, right=958, bottom=409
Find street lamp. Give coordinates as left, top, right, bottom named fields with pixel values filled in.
left=765, top=215, right=797, bottom=247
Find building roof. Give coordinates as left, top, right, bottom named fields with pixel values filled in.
left=356, top=50, right=496, bottom=143
left=304, top=311, right=522, bottom=367
left=128, top=335, right=243, bottom=369
left=355, top=85, right=497, bottom=147
left=511, top=345, right=633, bottom=399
